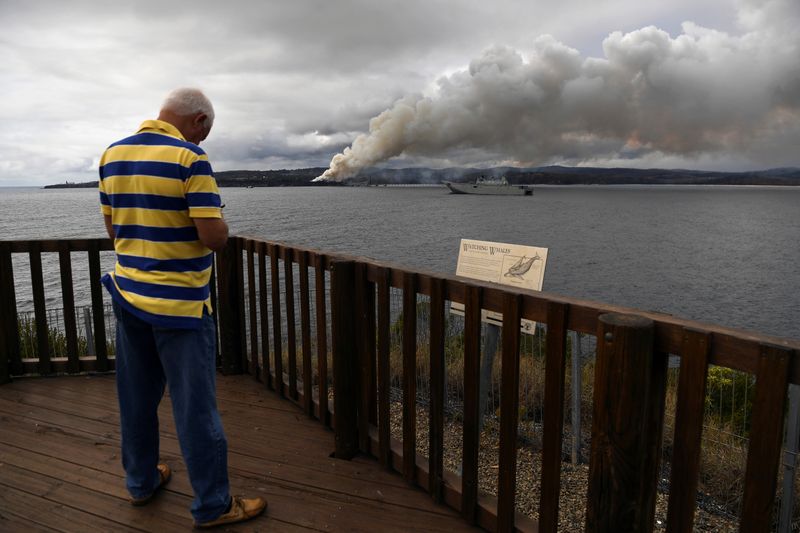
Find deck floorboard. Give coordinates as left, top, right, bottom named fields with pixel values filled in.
left=0, top=374, right=479, bottom=532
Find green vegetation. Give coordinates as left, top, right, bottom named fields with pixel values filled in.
left=16, top=310, right=115, bottom=362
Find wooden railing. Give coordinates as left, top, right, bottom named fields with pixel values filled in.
left=2, top=236, right=800, bottom=533
left=0, top=239, right=118, bottom=377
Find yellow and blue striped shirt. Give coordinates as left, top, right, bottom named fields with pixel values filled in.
left=99, top=119, right=222, bottom=329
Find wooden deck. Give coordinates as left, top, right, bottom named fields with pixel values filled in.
left=0, top=374, right=480, bottom=532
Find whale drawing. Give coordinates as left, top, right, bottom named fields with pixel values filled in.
left=503, top=254, right=540, bottom=279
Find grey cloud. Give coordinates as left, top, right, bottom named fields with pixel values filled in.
left=0, top=0, right=794, bottom=186
left=317, top=0, right=800, bottom=180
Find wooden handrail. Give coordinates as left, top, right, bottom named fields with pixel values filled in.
left=2, top=235, right=799, bottom=533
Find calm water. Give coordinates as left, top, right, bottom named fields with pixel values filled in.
left=1, top=185, right=798, bottom=340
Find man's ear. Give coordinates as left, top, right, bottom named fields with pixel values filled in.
left=194, top=113, right=208, bottom=126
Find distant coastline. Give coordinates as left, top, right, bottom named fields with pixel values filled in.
left=43, top=165, right=800, bottom=188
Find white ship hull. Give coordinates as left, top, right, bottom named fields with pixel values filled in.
left=444, top=181, right=533, bottom=196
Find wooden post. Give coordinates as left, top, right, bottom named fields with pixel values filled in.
left=256, top=242, right=271, bottom=387
left=284, top=247, right=298, bottom=400
left=740, top=343, right=791, bottom=532
left=270, top=244, right=284, bottom=396
left=246, top=240, right=260, bottom=378
left=83, top=308, right=95, bottom=357
left=539, top=301, right=569, bottom=533
left=330, top=260, right=359, bottom=459
left=461, top=285, right=482, bottom=523
left=402, top=272, right=418, bottom=483
left=314, top=255, right=329, bottom=424
left=780, top=384, right=800, bottom=533
left=88, top=242, right=109, bottom=372
left=299, top=251, right=314, bottom=417
left=571, top=331, right=582, bottom=464
left=29, top=243, right=51, bottom=375
left=235, top=238, right=248, bottom=374
left=586, top=313, right=665, bottom=533
left=428, top=276, right=445, bottom=502
left=58, top=243, right=80, bottom=374
left=479, top=323, right=500, bottom=426
left=217, top=243, right=244, bottom=374
left=376, top=266, right=392, bottom=467
left=210, top=253, right=220, bottom=367
left=356, top=263, right=376, bottom=452
left=0, top=242, right=19, bottom=383
left=497, top=293, right=522, bottom=533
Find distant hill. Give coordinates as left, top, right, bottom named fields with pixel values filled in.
left=44, top=165, right=800, bottom=188
left=181, top=165, right=800, bottom=186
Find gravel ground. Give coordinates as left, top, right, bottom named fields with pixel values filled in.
left=389, top=402, right=739, bottom=532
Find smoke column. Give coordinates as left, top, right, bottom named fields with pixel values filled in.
left=315, top=0, right=800, bottom=182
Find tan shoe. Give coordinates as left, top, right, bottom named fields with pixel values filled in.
left=130, top=463, right=171, bottom=506
left=194, top=495, right=268, bottom=529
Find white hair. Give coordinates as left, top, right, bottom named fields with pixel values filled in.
left=161, top=88, right=215, bottom=127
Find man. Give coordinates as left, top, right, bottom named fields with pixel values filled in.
left=98, top=88, right=267, bottom=528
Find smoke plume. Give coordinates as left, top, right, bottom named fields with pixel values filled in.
left=315, top=0, right=800, bottom=182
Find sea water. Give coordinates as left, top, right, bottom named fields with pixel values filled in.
left=1, top=184, right=797, bottom=340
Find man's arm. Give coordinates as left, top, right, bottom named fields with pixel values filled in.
left=103, top=215, right=115, bottom=240
left=193, top=217, right=229, bottom=252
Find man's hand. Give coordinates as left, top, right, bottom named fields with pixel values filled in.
left=193, top=217, right=229, bottom=252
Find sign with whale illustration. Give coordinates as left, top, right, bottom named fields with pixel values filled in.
left=452, top=238, right=548, bottom=334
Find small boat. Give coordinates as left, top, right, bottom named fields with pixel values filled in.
left=443, top=176, right=533, bottom=196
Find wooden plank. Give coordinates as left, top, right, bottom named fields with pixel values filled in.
left=739, top=343, right=792, bottom=533
left=28, top=243, right=51, bottom=375
left=0, top=427, right=460, bottom=533
left=402, top=272, right=418, bottom=483
left=586, top=313, right=664, bottom=533
left=0, top=489, right=58, bottom=533
left=0, top=461, right=190, bottom=531
left=270, top=243, right=284, bottom=396
left=0, top=476, right=143, bottom=532
left=355, top=262, right=367, bottom=450
left=462, top=284, right=482, bottom=524
left=8, top=380, right=299, bottom=475
left=429, top=276, right=445, bottom=502
left=210, top=252, right=219, bottom=366
left=0, top=442, right=127, bottom=500
left=666, top=328, right=711, bottom=533
left=246, top=239, right=260, bottom=378
left=257, top=242, right=271, bottom=388
left=58, top=243, right=80, bottom=373
left=216, top=242, right=243, bottom=374
left=314, top=254, right=329, bottom=424
left=0, top=373, right=483, bottom=533
left=299, top=251, right=314, bottom=417
left=365, top=280, right=377, bottom=427
left=538, top=301, right=569, bottom=533
left=331, top=261, right=359, bottom=459
left=284, top=247, right=298, bottom=400
left=356, top=263, right=377, bottom=450
left=0, top=377, right=412, bottom=493
left=377, top=266, right=392, bottom=468
left=87, top=241, right=109, bottom=372
left=497, top=293, right=522, bottom=533
left=235, top=238, right=248, bottom=374
left=0, top=242, right=21, bottom=380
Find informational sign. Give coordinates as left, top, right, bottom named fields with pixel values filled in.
left=452, top=238, right=548, bottom=334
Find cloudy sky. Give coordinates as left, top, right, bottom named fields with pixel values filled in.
left=1, top=0, right=798, bottom=186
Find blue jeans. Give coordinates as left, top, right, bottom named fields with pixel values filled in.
left=113, top=300, right=230, bottom=522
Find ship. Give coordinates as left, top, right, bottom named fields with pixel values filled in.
left=443, top=176, right=533, bottom=196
